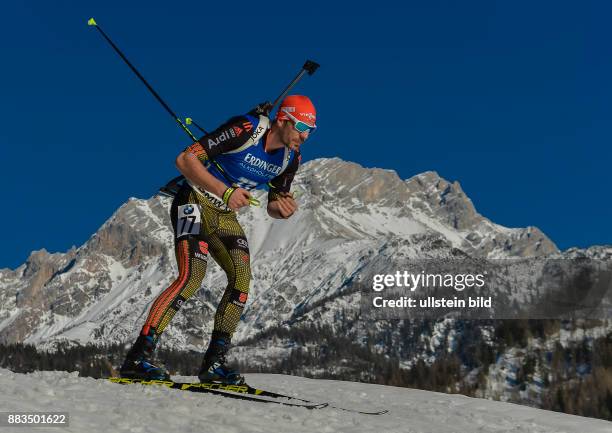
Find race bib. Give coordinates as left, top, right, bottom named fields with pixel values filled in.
left=176, top=204, right=202, bottom=238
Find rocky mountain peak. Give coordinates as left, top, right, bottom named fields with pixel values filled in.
left=298, top=158, right=412, bottom=205
left=0, top=157, right=568, bottom=347
left=404, top=170, right=477, bottom=231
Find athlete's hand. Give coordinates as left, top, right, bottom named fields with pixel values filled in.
left=273, top=192, right=298, bottom=218
left=227, top=188, right=252, bottom=210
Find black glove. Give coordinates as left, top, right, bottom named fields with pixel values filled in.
left=252, top=101, right=273, bottom=117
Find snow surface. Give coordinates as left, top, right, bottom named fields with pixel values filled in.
left=1, top=368, right=609, bottom=433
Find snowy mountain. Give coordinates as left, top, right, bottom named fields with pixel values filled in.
left=1, top=157, right=610, bottom=419
left=0, top=158, right=561, bottom=348
left=2, top=368, right=610, bottom=433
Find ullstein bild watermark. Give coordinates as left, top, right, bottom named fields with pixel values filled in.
left=360, top=259, right=612, bottom=320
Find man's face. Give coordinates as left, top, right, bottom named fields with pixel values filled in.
left=280, top=119, right=310, bottom=151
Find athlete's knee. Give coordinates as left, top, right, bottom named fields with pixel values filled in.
left=230, top=236, right=252, bottom=282
left=229, top=288, right=249, bottom=308
left=173, top=236, right=209, bottom=292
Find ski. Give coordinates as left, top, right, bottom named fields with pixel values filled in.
left=327, top=404, right=389, bottom=416
left=108, top=378, right=327, bottom=409
left=208, top=381, right=388, bottom=415
left=108, top=378, right=387, bottom=415
left=200, top=381, right=388, bottom=415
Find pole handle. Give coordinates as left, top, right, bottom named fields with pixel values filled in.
left=303, top=60, right=320, bottom=76
left=270, top=59, right=320, bottom=113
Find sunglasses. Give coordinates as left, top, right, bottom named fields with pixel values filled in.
left=282, top=109, right=317, bottom=134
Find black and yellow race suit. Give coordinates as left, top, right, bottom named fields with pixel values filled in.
left=140, top=110, right=300, bottom=344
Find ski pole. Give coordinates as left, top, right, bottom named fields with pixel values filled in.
left=183, top=58, right=318, bottom=199
left=88, top=18, right=259, bottom=206
left=269, top=60, right=320, bottom=114
left=89, top=18, right=315, bottom=203
left=186, top=59, right=319, bottom=132
left=87, top=18, right=198, bottom=142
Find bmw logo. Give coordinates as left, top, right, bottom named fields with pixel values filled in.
left=184, top=205, right=194, bottom=215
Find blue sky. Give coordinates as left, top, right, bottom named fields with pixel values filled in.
left=1, top=1, right=610, bottom=269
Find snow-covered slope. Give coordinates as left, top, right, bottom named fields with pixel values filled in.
left=1, top=368, right=610, bottom=433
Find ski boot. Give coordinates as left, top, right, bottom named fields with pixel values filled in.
left=119, top=330, right=170, bottom=381
left=198, top=337, right=245, bottom=385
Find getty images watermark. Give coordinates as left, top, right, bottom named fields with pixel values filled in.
left=372, top=270, right=489, bottom=309
left=360, top=259, right=612, bottom=320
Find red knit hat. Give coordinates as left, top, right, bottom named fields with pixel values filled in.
left=276, top=95, right=316, bottom=127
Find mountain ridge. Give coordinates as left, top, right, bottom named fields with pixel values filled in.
left=0, top=157, right=598, bottom=348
